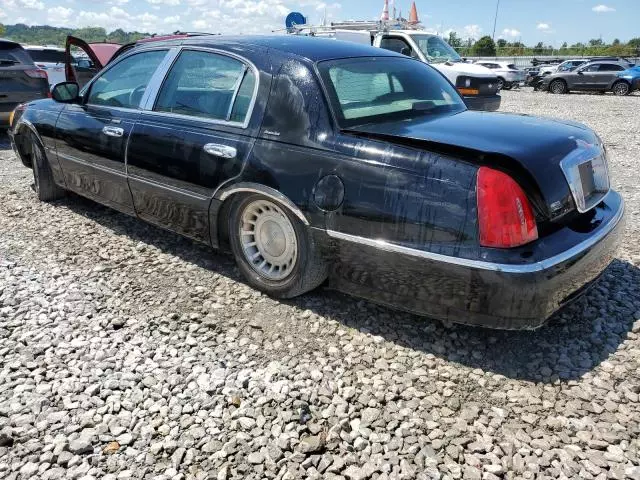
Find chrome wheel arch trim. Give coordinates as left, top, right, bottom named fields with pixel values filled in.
left=215, top=182, right=310, bottom=226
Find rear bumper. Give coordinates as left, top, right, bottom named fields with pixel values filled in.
left=463, top=94, right=501, bottom=112
left=325, top=190, right=625, bottom=330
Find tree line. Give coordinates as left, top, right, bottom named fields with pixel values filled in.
left=0, top=24, right=150, bottom=46
left=448, top=32, right=640, bottom=58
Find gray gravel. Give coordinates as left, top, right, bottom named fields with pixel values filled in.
left=1, top=89, right=639, bottom=479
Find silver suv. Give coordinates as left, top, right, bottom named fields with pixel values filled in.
left=542, top=59, right=635, bottom=95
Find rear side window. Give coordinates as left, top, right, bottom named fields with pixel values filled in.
left=87, top=50, right=167, bottom=108
left=598, top=64, right=624, bottom=72
left=155, top=50, right=255, bottom=124
left=0, top=42, right=34, bottom=65
left=507, top=64, right=517, bottom=70
left=26, top=49, right=67, bottom=64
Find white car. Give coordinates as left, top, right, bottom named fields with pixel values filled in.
left=475, top=61, right=526, bottom=90
left=24, top=46, right=70, bottom=87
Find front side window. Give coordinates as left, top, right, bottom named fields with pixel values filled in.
left=155, top=50, right=255, bottom=123
left=87, top=50, right=167, bottom=108
left=379, top=37, right=414, bottom=57
left=581, top=64, right=600, bottom=72
left=318, top=57, right=465, bottom=128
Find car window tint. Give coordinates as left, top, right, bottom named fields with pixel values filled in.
left=27, top=49, right=66, bottom=63
left=155, top=50, right=246, bottom=121
left=583, top=64, right=600, bottom=72
left=598, top=64, right=624, bottom=72
left=379, top=37, right=413, bottom=56
left=0, top=43, right=34, bottom=65
left=229, top=68, right=256, bottom=123
left=87, top=50, right=167, bottom=109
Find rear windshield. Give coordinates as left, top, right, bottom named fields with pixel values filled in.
left=27, top=49, right=67, bottom=64
left=0, top=43, right=34, bottom=66
left=318, top=57, right=465, bottom=128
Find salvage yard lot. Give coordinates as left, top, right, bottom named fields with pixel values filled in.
left=1, top=90, right=639, bottom=480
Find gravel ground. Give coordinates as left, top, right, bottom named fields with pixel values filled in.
left=1, top=90, right=639, bottom=480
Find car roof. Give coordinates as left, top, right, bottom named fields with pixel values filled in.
left=0, top=38, right=22, bottom=48
left=133, top=35, right=401, bottom=62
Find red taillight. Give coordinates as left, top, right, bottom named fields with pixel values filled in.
left=25, top=69, right=48, bottom=80
left=477, top=166, right=538, bottom=248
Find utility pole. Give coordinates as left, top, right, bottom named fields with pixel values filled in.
left=491, top=0, right=500, bottom=41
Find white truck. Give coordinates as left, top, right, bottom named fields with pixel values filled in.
left=325, top=28, right=501, bottom=111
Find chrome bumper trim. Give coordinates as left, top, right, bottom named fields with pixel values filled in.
left=326, top=193, right=624, bottom=274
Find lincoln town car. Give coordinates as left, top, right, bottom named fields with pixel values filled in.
left=9, top=36, right=624, bottom=329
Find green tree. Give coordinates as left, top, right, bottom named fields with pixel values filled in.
left=533, top=41, right=544, bottom=55
left=0, top=24, right=5, bottom=37
left=473, top=36, right=496, bottom=56
left=496, top=38, right=507, bottom=49
left=447, top=31, right=462, bottom=49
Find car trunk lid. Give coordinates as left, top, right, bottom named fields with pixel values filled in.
left=345, top=110, right=603, bottom=222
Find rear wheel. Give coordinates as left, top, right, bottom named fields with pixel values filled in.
left=228, top=193, right=328, bottom=299
left=502, top=82, right=513, bottom=90
left=496, top=77, right=504, bottom=90
left=30, top=133, right=65, bottom=202
left=549, top=79, right=567, bottom=94
left=612, top=81, right=630, bottom=96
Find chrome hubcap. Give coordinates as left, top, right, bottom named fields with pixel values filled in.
left=240, top=200, right=297, bottom=281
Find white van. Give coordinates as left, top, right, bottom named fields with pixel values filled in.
left=329, top=29, right=501, bottom=111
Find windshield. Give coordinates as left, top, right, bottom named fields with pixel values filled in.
left=318, top=57, right=465, bottom=128
left=412, top=35, right=462, bottom=64
left=0, top=43, right=34, bottom=66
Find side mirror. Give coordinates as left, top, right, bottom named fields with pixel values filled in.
left=51, top=82, right=80, bottom=103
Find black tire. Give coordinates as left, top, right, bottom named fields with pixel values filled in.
left=30, top=133, right=65, bottom=202
left=228, top=193, right=328, bottom=299
left=612, top=81, right=630, bottom=96
left=549, top=79, right=567, bottom=94
left=496, top=77, right=504, bottom=91
left=502, top=82, right=513, bottom=90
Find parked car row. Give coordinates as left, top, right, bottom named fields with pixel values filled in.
left=526, top=57, right=638, bottom=95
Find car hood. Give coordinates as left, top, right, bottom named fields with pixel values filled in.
left=434, top=61, right=497, bottom=78
left=347, top=110, right=600, bottom=217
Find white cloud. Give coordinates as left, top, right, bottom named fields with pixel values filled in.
left=537, top=22, right=551, bottom=30
left=47, top=6, right=74, bottom=24
left=462, top=24, right=482, bottom=40
left=592, top=4, right=615, bottom=13
left=501, top=28, right=521, bottom=38
left=147, top=0, right=180, bottom=5
left=1, top=0, right=45, bottom=10
left=163, top=15, right=180, bottom=24
left=192, top=19, right=207, bottom=30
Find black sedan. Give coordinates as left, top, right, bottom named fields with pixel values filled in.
left=9, top=36, right=624, bottom=329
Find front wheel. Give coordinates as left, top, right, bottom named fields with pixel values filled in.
left=496, top=78, right=504, bottom=91
left=612, top=81, right=630, bottom=96
left=228, top=193, right=328, bottom=299
left=549, top=79, right=567, bottom=94
left=30, top=133, right=65, bottom=202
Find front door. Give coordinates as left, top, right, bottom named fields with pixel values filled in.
left=126, top=49, right=258, bottom=242
left=55, top=49, right=169, bottom=214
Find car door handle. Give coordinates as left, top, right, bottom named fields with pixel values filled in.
left=203, top=143, right=237, bottom=159
left=102, top=126, right=124, bottom=138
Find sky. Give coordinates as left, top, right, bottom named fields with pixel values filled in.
left=0, top=0, right=637, bottom=45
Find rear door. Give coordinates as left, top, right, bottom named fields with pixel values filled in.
left=55, top=48, right=170, bottom=214
left=126, top=48, right=259, bottom=242
left=592, top=63, right=626, bottom=89
left=0, top=41, right=49, bottom=123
